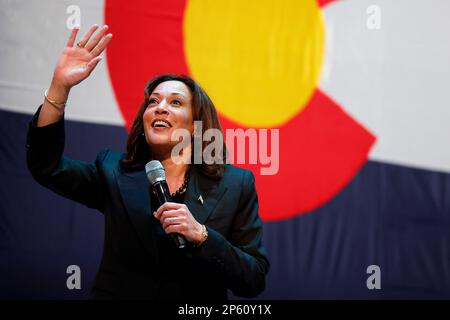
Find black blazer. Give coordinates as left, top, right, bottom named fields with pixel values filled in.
left=26, top=107, right=269, bottom=300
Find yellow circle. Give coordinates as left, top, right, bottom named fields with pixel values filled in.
left=184, top=0, right=325, bottom=128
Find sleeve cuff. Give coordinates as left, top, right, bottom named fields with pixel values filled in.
left=192, top=226, right=229, bottom=271
left=26, top=105, right=65, bottom=148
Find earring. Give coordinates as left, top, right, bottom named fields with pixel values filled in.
left=142, top=132, right=145, bottom=137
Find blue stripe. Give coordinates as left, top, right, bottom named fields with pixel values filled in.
left=259, top=161, right=450, bottom=299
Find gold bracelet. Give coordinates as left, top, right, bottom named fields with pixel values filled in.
left=195, top=224, right=208, bottom=247
left=44, top=89, right=66, bottom=111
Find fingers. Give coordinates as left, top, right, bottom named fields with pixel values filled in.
left=90, top=33, right=113, bottom=57
left=77, top=24, right=99, bottom=48
left=86, top=56, right=103, bottom=73
left=155, top=205, right=201, bottom=242
left=165, top=224, right=186, bottom=235
left=66, top=27, right=79, bottom=47
left=67, top=24, right=112, bottom=57
left=157, top=209, right=186, bottom=233
left=159, top=209, right=185, bottom=227
left=162, top=216, right=186, bottom=230
left=85, top=25, right=109, bottom=51
left=154, top=202, right=186, bottom=219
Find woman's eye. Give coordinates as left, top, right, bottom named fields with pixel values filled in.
left=148, top=98, right=158, bottom=105
left=172, top=99, right=181, bottom=106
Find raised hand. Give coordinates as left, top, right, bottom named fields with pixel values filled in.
left=53, top=24, right=113, bottom=89
left=38, top=24, right=113, bottom=127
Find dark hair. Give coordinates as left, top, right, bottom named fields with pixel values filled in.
left=121, top=74, right=226, bottom=180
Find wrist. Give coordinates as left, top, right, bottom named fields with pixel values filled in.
left=44, top=79, right=70, bottom=114
left=49, top=78, right=70, bottom=101
left=194, top=224, right=208, bottom=247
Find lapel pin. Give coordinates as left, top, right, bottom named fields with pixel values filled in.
left=198, top=195, right=204, bottom=205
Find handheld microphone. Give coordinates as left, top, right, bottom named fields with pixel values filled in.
left=145, top=160, right=186, bottom=249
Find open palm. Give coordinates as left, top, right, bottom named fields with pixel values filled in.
left=53, top=25, right=112, bottom=89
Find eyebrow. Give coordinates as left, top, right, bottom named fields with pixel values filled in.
left=151, top=92, right=187, bottom=98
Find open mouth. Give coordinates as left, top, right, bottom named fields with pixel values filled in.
left=151, top=119, right=172, bottom=128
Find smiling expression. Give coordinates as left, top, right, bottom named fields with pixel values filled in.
left=143, top=80, right=194, bottom=152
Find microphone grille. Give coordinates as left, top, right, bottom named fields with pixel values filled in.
left=145, top=160, right=166, bottom=184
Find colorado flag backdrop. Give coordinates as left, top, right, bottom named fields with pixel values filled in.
left=1, top=0, right=449, bottom=299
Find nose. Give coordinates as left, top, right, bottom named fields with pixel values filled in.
left=154, top=100, right=169, bottom=115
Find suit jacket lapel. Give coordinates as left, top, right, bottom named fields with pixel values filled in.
left=115, top=165, right=227, bottom=260
left=184, top=165, right=228, bottom=225
left=115, top=169, right=159, bottom=263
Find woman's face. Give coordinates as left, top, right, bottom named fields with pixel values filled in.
left=143, top=80, right=194, bottom=152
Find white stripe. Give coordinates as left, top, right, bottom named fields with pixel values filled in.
left=0, top=0, right=124, bottom=126
left=320, top=0, right=450, bottom=173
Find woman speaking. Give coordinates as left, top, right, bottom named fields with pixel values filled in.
left=26, top=24, right=269, bottom=300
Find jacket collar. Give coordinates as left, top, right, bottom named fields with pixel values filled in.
left=184, top=165, right=228, bottom=225
left=116, top=164, right=227, bottom=259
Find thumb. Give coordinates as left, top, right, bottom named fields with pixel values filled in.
left=86, top=56, right=103, bottom=73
